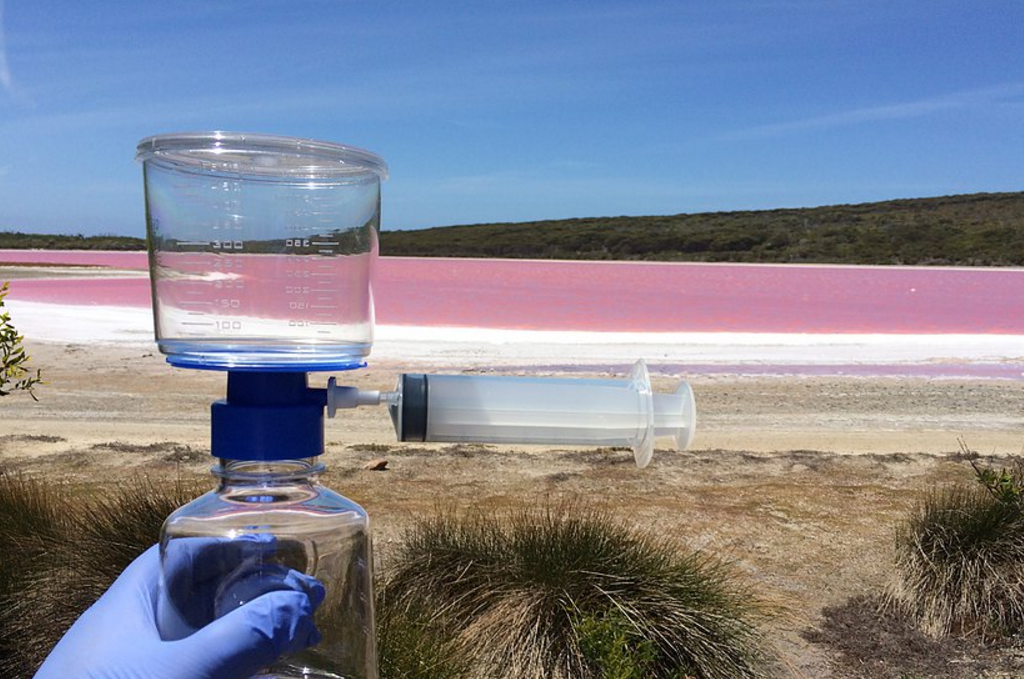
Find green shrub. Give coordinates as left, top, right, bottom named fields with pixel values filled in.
left=0, top=281, right=42, bottom=399
left=889, top=459, right=1024, bottom=638
left=381, top=501, right=776, bottom=679
left=575, top=609, right=659, bottom=679
left=970, top=457, right=1024, bottom=508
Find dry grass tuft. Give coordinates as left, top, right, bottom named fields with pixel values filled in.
left=0, top=471, right=203, bottom=677
left=888, top=477, right=1024, bottom=639
left=381, top=500, right=778, bottom=679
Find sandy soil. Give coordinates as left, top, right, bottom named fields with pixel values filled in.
left=2, top=336, right=1023, bottom=677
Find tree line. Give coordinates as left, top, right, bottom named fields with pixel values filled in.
left=3, top=191, right=1023, bottom=266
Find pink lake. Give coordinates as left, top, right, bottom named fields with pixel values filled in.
left=3, top=250, right=1024, bottom=334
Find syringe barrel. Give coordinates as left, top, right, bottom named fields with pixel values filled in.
left=389, top=360, right=695, bottom=468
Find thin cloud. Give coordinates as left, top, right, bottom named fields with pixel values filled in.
left=0, top=0, right=29, bottom=104
left=0, top=0, right=13, bottom=95
left=723, top=82, right=1024, bottom=140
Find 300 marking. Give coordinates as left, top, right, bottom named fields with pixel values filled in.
left=212, top=240, right=244, bottom=250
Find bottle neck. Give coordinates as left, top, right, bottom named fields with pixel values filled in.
left=213, top=457, right=324, bottom=488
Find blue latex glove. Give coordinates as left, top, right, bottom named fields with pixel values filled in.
left=34, top=543, right=325, bottom=679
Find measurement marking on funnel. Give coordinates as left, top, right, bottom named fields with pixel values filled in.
left=177, top=241, right=211, bottom=246
left=317, top=249, right=336, bottom=255
left=180, top=301, right=213, bottom=306
left=311, top=305, right=337, bottom=309
left=310, top=273, right=336, bottom=277
left=310, top=289, right=335, bottom=293
left=311, top=241, right=338, bottom=246
left=181, top=321, right=216, bottom=326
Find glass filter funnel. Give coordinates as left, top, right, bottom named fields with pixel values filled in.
left=136, top=131, right=388, bottom=370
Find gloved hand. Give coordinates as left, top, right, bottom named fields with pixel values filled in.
left=34, top=542, right=325, bottom=679
left=158, top=534, right=315, bottom=639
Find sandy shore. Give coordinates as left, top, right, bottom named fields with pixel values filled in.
left=3, top=332, right=1024, bottom=456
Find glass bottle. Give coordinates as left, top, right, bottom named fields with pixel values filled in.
left=157, top=372, right=377, bottom=679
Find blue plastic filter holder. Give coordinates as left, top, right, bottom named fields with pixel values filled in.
left=211, top=372, right=328, bottom=461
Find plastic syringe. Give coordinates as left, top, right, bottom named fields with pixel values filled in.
left=343, top=360, right=695, bottom=468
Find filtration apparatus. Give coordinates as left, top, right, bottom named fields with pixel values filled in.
left=137, top=132, right=696, bottom=679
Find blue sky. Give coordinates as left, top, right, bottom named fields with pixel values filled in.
left=0, top=0, right=1022, bottom=236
